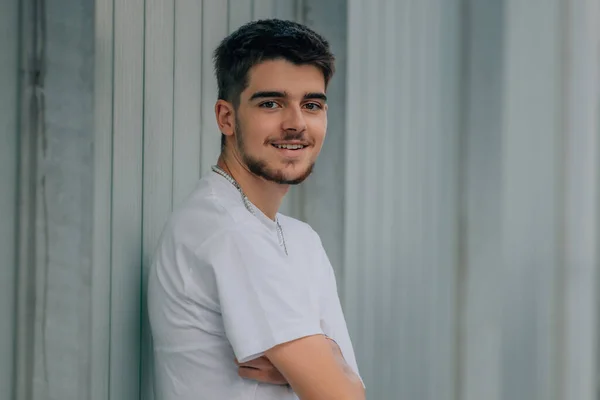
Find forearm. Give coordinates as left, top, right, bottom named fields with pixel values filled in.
left=326, top=337, right=365, bottom=398
left=266, top=335, right=365, bottom=400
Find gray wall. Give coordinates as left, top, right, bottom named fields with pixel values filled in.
left=10, top=0, right=96, bottom=399
left=0, top=0, right=20, bottom=398
left=344, top=1, right=462, bottom=398
left=461, top=0, right=567, bottom=399
left=34, top=1, right=95, bottom=397
left=5, top=1, right=600, bottom=399
left=344, top=0, right=600, bottom=399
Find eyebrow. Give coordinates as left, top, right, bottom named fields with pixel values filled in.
left=249, top=91, right=327, bottom=102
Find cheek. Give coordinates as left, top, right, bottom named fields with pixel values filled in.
left=243, top=116, right=280, bottom=144
left=308, top=119, right=327, bottom=145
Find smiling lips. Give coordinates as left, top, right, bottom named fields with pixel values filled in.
left=272, top=143, right=306, bottom=150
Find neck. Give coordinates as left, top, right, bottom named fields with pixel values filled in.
left=216, top=153, right=289, bottom=220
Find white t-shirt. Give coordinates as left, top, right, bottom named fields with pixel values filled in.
left=148, top=170, right=361, bottom=400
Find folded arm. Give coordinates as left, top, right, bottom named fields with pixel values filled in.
left=265, top=334, right=365, bottom=400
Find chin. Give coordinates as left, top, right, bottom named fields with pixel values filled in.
left=278, top=174, right=310, bottom=185
left=247, top=158, right=315, bottom=185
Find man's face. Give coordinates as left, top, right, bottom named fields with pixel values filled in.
left=232, top=59, right=328, bottom=185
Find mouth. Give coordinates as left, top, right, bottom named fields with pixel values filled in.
left=271, top=143, right=307, bottom=150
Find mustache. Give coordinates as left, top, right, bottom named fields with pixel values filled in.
left=267, top=131, right=312, bottom=144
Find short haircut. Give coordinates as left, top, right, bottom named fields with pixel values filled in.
left=213, top=19, right=336, bottom=149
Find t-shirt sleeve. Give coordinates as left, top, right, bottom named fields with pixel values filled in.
left=197, top=224, right=323, bottom=363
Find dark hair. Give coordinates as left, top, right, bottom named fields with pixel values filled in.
left=213, top=19, right=336, bottom=149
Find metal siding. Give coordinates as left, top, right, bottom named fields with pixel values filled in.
left=460, top=1, right=505, bottom=399
left=23, top=0, right=97, bottom=398
left=228, top=0, right=253, bottom=32
left=345, top=0, right=461, bottom=398
left=252, top=0, right=276, bottom=20
left=0, top=0, right=20, bottom=398
left=14, top=0, right=37, bottom=396
left=274, top=0, right=297, bottom=20
left=500, top=1, right=563, bottom=399
left=172, top=1, right=203, bottom=207
left=141, top=1, right=176, bottom=399
left=91, top=0, right=113, bottom=398
left=461, top=1, right=579, bottom=400
left=563, top=1, right=600, bottom=399
left=110, top=0, right=145, bottom=398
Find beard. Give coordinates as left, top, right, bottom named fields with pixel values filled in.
left=234, top=118, right=315, bottom=185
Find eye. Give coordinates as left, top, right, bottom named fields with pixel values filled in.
left=259, top=101, right=280, bottom=109
left=303, top=102, right=323, bottom=111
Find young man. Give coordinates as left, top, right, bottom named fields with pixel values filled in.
left=148, top=19, right=364, bottom=400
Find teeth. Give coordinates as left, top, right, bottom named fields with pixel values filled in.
left=274, top=144, right=304, bottom=150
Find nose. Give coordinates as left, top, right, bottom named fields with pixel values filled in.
left=281, top=104, right=307, bottom=133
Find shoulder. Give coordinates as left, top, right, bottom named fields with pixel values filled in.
left=158, top=174, right=259, bottom=254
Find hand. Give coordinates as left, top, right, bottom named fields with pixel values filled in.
left=235, top=356, right=289, bottom=385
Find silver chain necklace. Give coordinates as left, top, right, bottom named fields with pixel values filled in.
left=211, top=165, right=288, bottom=256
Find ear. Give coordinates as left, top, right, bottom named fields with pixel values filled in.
left=215, top=99, right=235, bottom=138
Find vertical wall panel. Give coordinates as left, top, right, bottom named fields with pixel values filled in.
left=561, top=0, right=600, bottom=399
left=143, top=0, right=175, bottom=267
left=91, top=0, right=113, bottom=398
left=0, top=0, right=20, bottom=398
left=172, top=0, right=203, bottom=207
left=500, top=2, right=563, bottom=399
left=345, top=0, right=461, bottom=399
left=253, top=0, right=276, bottom=19
left=110, top=0, right=145, bottom=398
left=459, top=1, right=596, bottom=400
left=460, top=1, right=505, bottom=399
left=14, top=0, right=38, bottom=396
left=273, top=0, right=297, bottom=20
left=28, top=0, right=96, bottom=398
left=200, top=1, right=228, bottom=175
left=141, top=1, right=175, bottom=399
left=228, top=0, right=253, bottom=32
